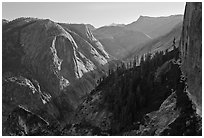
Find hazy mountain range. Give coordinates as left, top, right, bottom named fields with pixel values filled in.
left=126, top=21, right=183, bottom=60
left=92, top=14, right=183, bottom=59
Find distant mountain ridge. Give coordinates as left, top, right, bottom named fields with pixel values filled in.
left=126, top=14, right=183, bottom=38
left=126, top=22, right=183, bottom=60
left=108, top=23, right=125, bottom=27
left=93, top=25, right=152, bottom=59
left=93, top=14, right=183, bottom=59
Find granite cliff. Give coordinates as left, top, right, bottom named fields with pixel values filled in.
left=179, top=2, right=202, bottom=116
left=2, top=17, right=111, bottom=134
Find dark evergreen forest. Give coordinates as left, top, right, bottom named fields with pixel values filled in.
left=92, top=43, right=180, bottom=133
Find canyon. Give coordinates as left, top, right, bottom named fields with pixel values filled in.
left=2, top=2, right=202, bottom=136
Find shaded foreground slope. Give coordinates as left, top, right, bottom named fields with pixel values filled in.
left=64, top=47, right=201, bottom=136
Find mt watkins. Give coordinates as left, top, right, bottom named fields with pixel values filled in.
left=93, top=14, right=183, bottom=59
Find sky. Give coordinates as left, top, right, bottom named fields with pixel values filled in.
left=2, top=2, right=185, bottom=28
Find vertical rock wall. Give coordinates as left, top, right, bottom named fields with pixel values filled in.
left=179, top=2, right=202, bottom=115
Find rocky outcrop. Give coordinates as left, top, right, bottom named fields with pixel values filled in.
left=2, top=17, right=111, bottom=132
left=2, top=19, right=9, bottom=25
left=123, top=92, right=179, bottom=136
left=179, top=2, right=202, bottom=116
left=86, top=24, right=96, bottom=31
left=3, top=106, right=49, bottom=135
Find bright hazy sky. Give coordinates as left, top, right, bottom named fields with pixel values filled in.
left=2, top=2, right=185, bottom=28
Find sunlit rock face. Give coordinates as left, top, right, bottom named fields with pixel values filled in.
left=61, top=23, right=110, bottom=59
left=179, top=2, right=202, bottom=115
left=2, top=74, right=55, bottom=122
left=2, top=17, right=110, bottom=127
